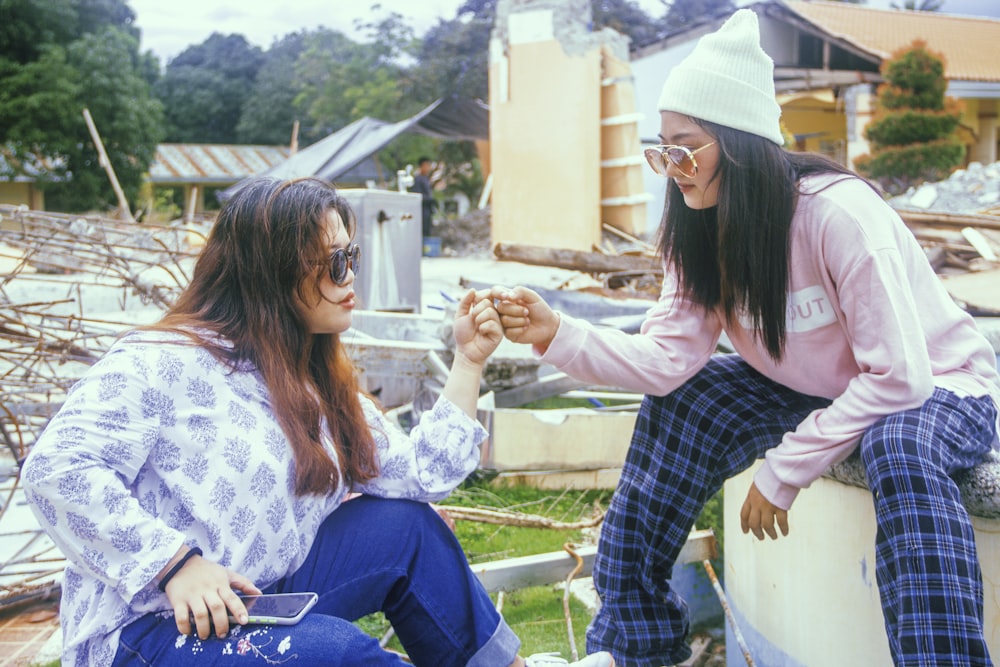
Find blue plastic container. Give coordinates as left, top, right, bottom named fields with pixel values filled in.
left=422, top=236, right=442, bottom=257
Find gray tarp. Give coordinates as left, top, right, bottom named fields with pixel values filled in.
left=221, top=97, right=488, bottom=199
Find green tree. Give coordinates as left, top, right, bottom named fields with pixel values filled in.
left=0, top=0, right=77, bottom=64
left=155, top=33, right=263, bottom=143
left=236, top=32, right=308, bottom=145
left=663, top=0, right=737, bottom=33
left=854, top=40, right=964, bottom=194
left=0, top=0, right=163, bottom=213
left=0, top=46, right=81, bottom=162
left=323, top=11, right=421, bottom=119
left=592, top=0, right=664, bottom=49
left=75, top=0, right=140, bottom=39
left=296, top=11, right=428, bottom=144
left=46, top=27, right=164, bottom=212
left=286, top=29, right=368, bottom=141
left=416, top=14, right=491, bottom=102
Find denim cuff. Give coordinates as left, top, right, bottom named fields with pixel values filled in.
left=467, top=617, right=521, bottom=667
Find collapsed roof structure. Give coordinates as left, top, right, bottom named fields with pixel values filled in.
left=220, top=97, right=490, bottom=199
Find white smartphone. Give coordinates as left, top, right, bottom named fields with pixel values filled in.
left=229, top=592, right=319, bottom=625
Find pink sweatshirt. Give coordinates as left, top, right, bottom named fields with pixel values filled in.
left=540, top=174, right=1000, bottom=509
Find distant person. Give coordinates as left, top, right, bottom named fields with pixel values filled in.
left=410, top=156, right=438, bottom=238
left=491, top=9, right=1000, bottom=667
left=21, top=176, right=614, bottom=667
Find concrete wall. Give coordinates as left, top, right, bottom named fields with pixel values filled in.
left=489, top=1, right=604, bottom=251
left=966, top=98, right=999, bottom=166
left=780, top=91, right=847, bottom=164
left=0, top=182, right=44, bottom=213
left=723, top=461, right=1000, bottom=666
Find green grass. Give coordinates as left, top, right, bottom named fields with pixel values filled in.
left=519, top=396, right=639, bottom=411
left=441, top=481, right=612, bottom=563
left=354, top=587, right=595, bottom=658
left=355, top=479, right=724, bottom=659
left=355, top=479, right=612, bottom=657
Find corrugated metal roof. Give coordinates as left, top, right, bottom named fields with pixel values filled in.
left=786, top=0, right=1000, bottom=83
left=149, top=144, right=291, bottom=184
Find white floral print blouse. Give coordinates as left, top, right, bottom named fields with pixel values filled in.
left=21, top=330, right=487, bottom=666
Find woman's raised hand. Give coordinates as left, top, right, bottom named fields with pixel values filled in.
left=489, top=286, right=560, bottom=354
left=452, top=288, right=503, bottom=366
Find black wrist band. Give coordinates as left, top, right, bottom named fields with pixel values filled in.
left=158, top=547, right=203, bottom=592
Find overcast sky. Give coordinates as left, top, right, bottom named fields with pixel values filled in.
left=128, top=0, right=692, bottom=63
left=130, top=0, right=999, bottom=65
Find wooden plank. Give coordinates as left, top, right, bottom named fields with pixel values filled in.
left=471, top=529, right=717, bottom=593
left=898, top=209, right=1000, bottom=232
left=940, top=268, right=1000, bottom=314
left=493, top=243, right=660, bottom=274
left=495, top=468, right=623, bottom=491
left=485, top=408, right=637, bottom=471
left=962, top=226, right=999, bottom=261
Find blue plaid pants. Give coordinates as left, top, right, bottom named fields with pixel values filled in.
left=586, top=354, right=998, bottom=667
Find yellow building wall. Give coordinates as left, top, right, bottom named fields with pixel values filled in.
left=779, top=92, right=847, bottom=165
left=0, top=182, right=44, bottom=211
left=786, top=90, right=996, bottom=170
left=489, top=16, right=602, bottom=252
left=964, top=98, right=999, bottom=165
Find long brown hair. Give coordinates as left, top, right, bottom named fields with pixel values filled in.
left=153, top=177, right=378, bottom=495
left=657, top=119, right=864, bottom=361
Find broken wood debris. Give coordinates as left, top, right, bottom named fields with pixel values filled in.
left=896, top=207, right=1000, bottom=315
left=493, top=242, right=660, bottom=276
left=438, top=505, right=605, bottom=530
left=471, top=528, right=717, bottom=594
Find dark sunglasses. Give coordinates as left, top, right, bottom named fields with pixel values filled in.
left=328, top=243, right=361, bottom=285
left=643, top=142, right=716, bottom=178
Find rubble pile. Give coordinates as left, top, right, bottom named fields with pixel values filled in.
left=435, top=206, right=494, bottom=258
left=889, top=160, right=1000, bottom=214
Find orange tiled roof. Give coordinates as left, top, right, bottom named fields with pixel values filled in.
left=784, top=0, right=1000, bottom=82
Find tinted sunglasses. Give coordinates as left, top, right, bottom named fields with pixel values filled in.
left=328, top=243, right=360, bottom=285
left=643, top=142, right=716, bottom=178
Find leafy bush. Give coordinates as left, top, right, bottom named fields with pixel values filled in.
left=855, top=39, right=964, bottom=194
left=854, top=138, right=964, bottom=183
left=863, top=108, right=960, bottom=146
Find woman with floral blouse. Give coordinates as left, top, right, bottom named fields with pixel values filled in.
left=22, top=177, right=614, bottom=667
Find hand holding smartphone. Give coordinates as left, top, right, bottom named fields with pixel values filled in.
left=228, top=592, right=319, bottom=626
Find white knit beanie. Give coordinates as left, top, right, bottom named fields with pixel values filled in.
left=657, top=9, right=784, bottom=145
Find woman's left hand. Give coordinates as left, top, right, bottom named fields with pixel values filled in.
left=740, top=482, right=789, bottom=540
left=452, top=288, right=503, bottom=366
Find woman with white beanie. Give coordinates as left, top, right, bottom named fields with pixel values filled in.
left=492, top=8, right=1000, bottom=667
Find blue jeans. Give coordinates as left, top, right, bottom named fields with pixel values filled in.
left=113, top=496, right=520, bottom=666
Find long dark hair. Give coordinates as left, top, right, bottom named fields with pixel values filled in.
left=152, top=177, right=378, bottom=496
left=656, top=119, right=862, bottom=361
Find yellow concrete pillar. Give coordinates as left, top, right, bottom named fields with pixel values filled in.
left=975, top=99, right=998, bottom=165
left=489, top=1, right=603, bottom=251
left=845, top=83, right=875, bottom=170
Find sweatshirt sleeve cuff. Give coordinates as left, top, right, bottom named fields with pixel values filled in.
left=537, top=313, right=588, bottom=368
left=753, top=463, right=802, bottom=511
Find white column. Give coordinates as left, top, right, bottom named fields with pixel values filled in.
left=844, top=83, right=875, bottom=170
